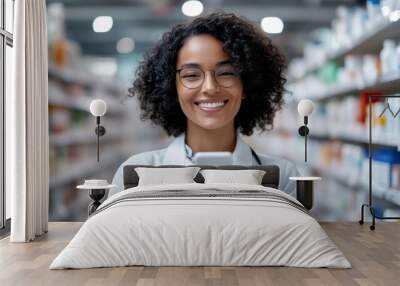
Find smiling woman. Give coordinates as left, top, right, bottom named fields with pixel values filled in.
left=110, top=11, right=299, bottom=197
left=131, top=12, right=286, bottom=138
left=176, top=34, right=244, bottom=153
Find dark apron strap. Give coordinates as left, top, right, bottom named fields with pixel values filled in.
left=250, top=148, right=262, bottom=166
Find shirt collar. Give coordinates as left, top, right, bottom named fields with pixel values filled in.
left=162, top=133, right=188, bottom=165
left=162, top=132, right=253, bottom=165
left=232, top=135, right=253, bottom=165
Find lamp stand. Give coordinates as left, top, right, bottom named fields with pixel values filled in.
left=305, top=128, right=308, bottom=162
left=298, top=116, right=309, bottom=162
left=88, top=189, right=106, bottom=216
left=95, top=116, right=106, bottom=162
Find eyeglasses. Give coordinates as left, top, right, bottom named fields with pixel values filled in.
left=176, top=64, right=240, bottom=89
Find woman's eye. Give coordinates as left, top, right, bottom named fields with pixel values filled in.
left=182, top=74, right=200, bottom=78
left=219, top=72, right=235, bottom=76
left=217, top=66, right=238, bottom=76
left=181, top=73, right=202, bottom=81
left=217, top=70, right=237, bottom=77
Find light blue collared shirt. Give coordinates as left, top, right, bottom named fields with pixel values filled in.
left=110, top=133, right=299, bottom=197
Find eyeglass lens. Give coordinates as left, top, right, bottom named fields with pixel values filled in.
left=178, top=65, right=239, bottom=89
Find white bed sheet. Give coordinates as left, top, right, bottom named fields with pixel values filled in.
left=50, top=183, right=351, bottom=269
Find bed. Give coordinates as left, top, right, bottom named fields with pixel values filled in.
left=50, top=165, right=350, bottom=269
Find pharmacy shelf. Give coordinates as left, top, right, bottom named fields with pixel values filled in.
left=322, top=167, right=400, bottom=207
left=48, top=63, right=124, bottom=93
left=48, top=64, right=133, bottom=189
left=309, top=74, right=400, bottom=101
left=49, top=150, right=125, bottom=189
left=275, top=128, right=400, bottom=149
left=291, top=158, right=400, bottom=207
left=50, top=129, right=128, bottom=145
left=248, top=132, right=400, bottom=207
left=309, top=133, right=399, bottom=149
left=295, top=20, right=400, bottom=81
left=48, top=87, right=125, bottom=114
left=48, top=91, right=91, bottom=112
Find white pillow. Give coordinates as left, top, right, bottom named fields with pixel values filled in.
left=135, top=167, right=201, bottom=186
left=200, top=169, right=266, bottom=185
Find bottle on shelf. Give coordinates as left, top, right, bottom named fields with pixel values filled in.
left=380, top=39, right=398, bottom=76
left=362, top=54, right=380, bottom=84
left=367, top=0, right=384, bottom=27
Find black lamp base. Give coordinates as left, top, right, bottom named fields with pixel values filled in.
left=88, top=189, right=106, bottom=216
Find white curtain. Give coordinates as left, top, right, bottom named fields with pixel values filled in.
left=7, top=0, right=49, bottom=242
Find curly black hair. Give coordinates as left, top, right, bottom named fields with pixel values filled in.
left=129, top=11, right=286, bottom=137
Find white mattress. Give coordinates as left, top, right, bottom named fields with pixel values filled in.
left=50, top=183, right=351, bottom=269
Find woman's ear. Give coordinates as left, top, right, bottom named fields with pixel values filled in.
left=242, top=95, right=246, bottom=100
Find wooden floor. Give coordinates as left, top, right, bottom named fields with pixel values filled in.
left=0, top=222, right=399, bottom=286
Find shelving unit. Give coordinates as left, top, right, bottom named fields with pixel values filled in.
left=276, top=127, right=399, bottom=149
left=248, top=130, right=400, bottom=214
left=50, top=128, right=128, bottom=146
left=293, top=20, right=400, bottom=82
left=303, top=74, right=400, bottom=101
left=48, top=66, right=126, bottom=115
left=291, top=157, right=400, bottom=207
left=266, top=128, right=400, bottom=210
left=48, top=62, right=125, bottom=95
left=48, top=62, right=133, bottom=221
left=265, top=16, right=400, bottom=220
left=44, top=3, right=173, bottom=222
left=308, top=133, right=399, bottom=149
left=49, top=150, right=125, bottom=189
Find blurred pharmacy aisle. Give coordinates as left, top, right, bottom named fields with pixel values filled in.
left=46, top=3, right=169, bottom=221
left=247, top=1, right=400, bottom=221
left=46, top=0, right=400, bottom=222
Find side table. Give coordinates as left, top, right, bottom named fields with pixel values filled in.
left=77, top=180, right=116, bottom=216
left=289, top=176, right=321, bottom=210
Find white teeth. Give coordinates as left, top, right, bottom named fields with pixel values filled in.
left=198, top=101, right=225, bottom=108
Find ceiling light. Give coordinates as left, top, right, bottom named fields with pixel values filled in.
left=116, top=37, right=135, bottom=54
left=181, top=0, right=204, bottom=17
left=389, top=10, right=400, bottom=22
left=381, top=5, right=391, bottom=17
left=261, top=17, right=284, bottom=34
left=93, top=16, right=113, bottom=33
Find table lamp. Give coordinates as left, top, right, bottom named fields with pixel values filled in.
left=89, top=99, right=107, bottom=162
left=297, top=99, right=315, bottom=162
left=290, top=98, right=320, bottom=211
left=77, top=99, right=111, bottom=217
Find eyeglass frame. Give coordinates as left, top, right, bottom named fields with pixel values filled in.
left=176, top=64, right=241, bottom=89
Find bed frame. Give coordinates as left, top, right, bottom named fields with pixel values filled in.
left=123, top=165, right=280, bottom=190
left=122, top=165, right=314, bottom=211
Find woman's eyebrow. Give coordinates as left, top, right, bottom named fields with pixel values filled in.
left=216, top=60, right=232, bottom=66
left=178, top=60, right=232, bottom=70
left=177, top=63, right=201, bottom=69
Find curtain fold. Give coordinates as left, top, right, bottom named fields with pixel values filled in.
left=8, top=0, right=49, bottom=242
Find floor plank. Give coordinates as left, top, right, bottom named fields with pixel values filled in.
left=0, top=222, right=399, bottom=286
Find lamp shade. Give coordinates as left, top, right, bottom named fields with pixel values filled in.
left=297, top=99, right=315, bottom=116
left=89, top=99, right=107, bottom=116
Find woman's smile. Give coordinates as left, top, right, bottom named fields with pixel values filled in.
left=194, top=99, right=229, bottom=113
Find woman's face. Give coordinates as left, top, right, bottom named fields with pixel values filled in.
left=176, top=34, right=244, bottom=132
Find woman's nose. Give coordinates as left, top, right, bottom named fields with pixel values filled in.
left=201, top=71, right=219, bottom=94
